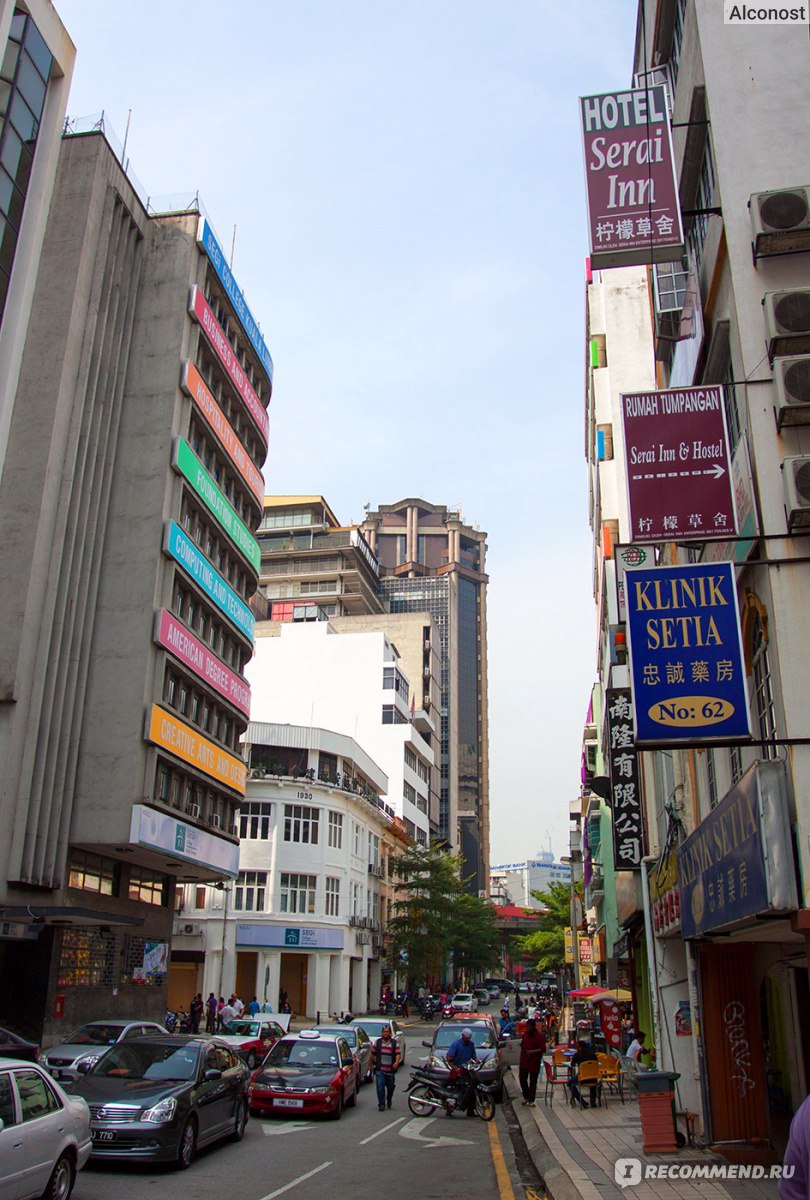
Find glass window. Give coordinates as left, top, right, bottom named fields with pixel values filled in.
left=328, top=811, right=343, bottom=849
left=0, top=1073, right=16, bottom=1127
left=284, top=804, right=319, bottom=844
left=751, top=612, right=777, bottom=758
left=15, top=1070, right=61, bottom=1121
left=234, top=871, right=267, bottom=912
left=23, top=19, right=53, bottom=82
left=8, top=90, right=37, bottom=141
left=279, top=873, right=317, bottom=914
left=16, top=53, right=46, bottom=117
left=325, top=876, right=340, bottom=916
left=239, top=801, right=272, bottom=840
left=128, top=867, right=168, bottom=906
left=68, top=850, right=119, bottom=896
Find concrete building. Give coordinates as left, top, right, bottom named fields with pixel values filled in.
left=0, top=121, right=271, bottom=1043
left=246, top=622, right=436, bottom=846
left=171, top=723, right=404, bottom=1018
left=362, top=499, right=491, bottom=895
left=489, top=852, right=571, bottom=910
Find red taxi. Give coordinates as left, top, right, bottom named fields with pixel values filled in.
left=248, top=1030, right=360, bottom=1120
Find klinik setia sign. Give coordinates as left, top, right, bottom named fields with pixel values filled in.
left=580, top=85, right=684, bottom=269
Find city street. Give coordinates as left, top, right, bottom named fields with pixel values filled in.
left=70, top=1025, right=533, bottom=1200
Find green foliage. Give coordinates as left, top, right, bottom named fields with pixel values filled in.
left=515, top=881, right=579, bottom=974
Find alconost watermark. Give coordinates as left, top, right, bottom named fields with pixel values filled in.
left=724, top=2, right=809, bottom=22
left=614, top=1158, right=795, bottom=1188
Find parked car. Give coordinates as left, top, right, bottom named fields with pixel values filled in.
left=487, top=985, right=502, bottom=1000
left=0, top=1026, right=38, bottom=1062
left=0, top=1057, right=91, bottom=1200
left=217, top=1018, right=287, bottom=1069
left=39, top=1019, right=168, bottom=1083
left=450, top=993, right=475, bottom=1013
left=67, top=1035, right=250, bottom=1168
left=348, top=1017, right=406, bottom=1067
left=248, top=1030, right=360, bottom=1119
left=420, top=1019, right=505, bottom=1102
left=309, top=1025, right=373, bottom=1082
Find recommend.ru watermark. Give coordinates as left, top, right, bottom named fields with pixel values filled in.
left=724, top=2, right=809, bottom=22
left=614, top=1158, right=794, bottom=1188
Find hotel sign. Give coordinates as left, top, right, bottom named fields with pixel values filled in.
left=580, top=86, right=683, bottom=269
left=196, top=217, right=274, bottom=383
left=164, top=521, right=255, bottom=641
left=172, top=437, right=261, bottom=572
left=621, top=386, right=736, bottom=544
left=626, top=562, right=750, bottom=745
left=146, top=704, right=247, bottom=793
left=188, top=286, right=269, bottom=444
left=180, top=361, right=265, bottom=505
left=154, top=610, right=251, bottom=717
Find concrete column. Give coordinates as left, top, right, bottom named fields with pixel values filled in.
left=258, top=951, right=280, bottom=1010
left=311, top=952, right=332, bottom=1022
left=367, top=959, right=382, bottom=1014
left=350, top=957, right=364, bottom=1013
left=330, top=952, right=351, bottom=1015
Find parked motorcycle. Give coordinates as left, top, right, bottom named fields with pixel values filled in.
left=405, top=1058, right=495, bottom=1121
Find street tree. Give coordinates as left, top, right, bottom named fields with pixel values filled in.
left=515, top=881, right=580, bottom=974
left=450, top=893, right=502, bottom=983
left=387, top=844, right=462, bottom=985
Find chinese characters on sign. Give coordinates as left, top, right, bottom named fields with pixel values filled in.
left=580, top=86, right=683, bottom=269
left=625, top=562, right=751, bottom=745
left=620, top=386, right=737, bottom=544
left=607, top=689, right=643, bottom=869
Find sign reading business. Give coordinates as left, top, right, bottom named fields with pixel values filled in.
left=625, top=562, right=750, bottom=745
left=621, top=386, right=736, bottom=544
left=580, top=86, right=683, bottom=269
left=196, top=218, right=274, bottom=384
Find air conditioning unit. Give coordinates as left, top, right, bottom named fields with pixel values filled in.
left=751, top=187, right=810, bottom=262
left=783, top=456, right=810, bottom=532
left=186, top=803, right=201, bottom=820
left=211, top=813, right=221, bottom=828
left=774, top=355, right=810, bottom=428
left=764, top=289, right=810, bottom=361
left=583, top=740, right=598, bottom=776
left=182, top=923, right=201, bottom=936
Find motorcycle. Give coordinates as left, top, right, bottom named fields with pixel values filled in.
left=441, top=1003, right=457, bottom=1019
left=405, top=1058, right=495, bottom=1121
left=418, top=997, right=437, bottom=1020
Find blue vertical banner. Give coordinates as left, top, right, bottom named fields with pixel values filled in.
left=625, top=561, right=750, bottom=745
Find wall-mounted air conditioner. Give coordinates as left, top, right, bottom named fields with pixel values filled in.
left=211, top=813, right=221, bottom=828
left=186, top=803, right=201, bottom=820
left=774, top=355, right=810, bottom=428
left=782, top=456, right=810, bottom=533
left=182, top=923, right=202, bottom=935
left=763, top=289, right=810, bottom=361
left=751, top=187, right=810, bottom=262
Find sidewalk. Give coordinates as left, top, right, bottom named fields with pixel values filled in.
left=505, top=1067, right=780, bottom=1200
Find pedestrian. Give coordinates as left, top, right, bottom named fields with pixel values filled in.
left=626, top=1030, right=646, bottom=1060
left=219, top=996, right=236, bottom=1030
left=205, top=992, right=217, bottom=1033
left=279, top=987, right=289, bottom=1011
left=373, top=1024, right=399, bottom=1111
left=248, top=995, right=260, bottom=1016
left=189, top=993, right=203, bottom=1034
left=260, top=997, right=274, bottom=1013
left=216, top=996, right=225, bottom=1030
left=518, top=1018, right=546, bottom=1107
left=232, top=994, right=245, bottom=1018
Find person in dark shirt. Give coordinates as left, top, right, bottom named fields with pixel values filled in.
left=446, top=1028, right=479, bottom=1116
left=518, top=1019, right=547, bottom=1107
left=373, top=1025, right=400, bottom=1111
left=569, top=1040, right=599, bottom=1108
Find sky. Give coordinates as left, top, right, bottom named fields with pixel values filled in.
left=55, top=0, right=638, bottom=866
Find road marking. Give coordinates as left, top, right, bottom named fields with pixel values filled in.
left=359, top=1116, right=406, bottom=1144
left=399, top=1116, right=475, bottom=1147
left=261, top=1120, right=315, bottom=1137
left=257, top=1161, right=332, bottom=1200
left=487, top=1118, right=516, bottom=1200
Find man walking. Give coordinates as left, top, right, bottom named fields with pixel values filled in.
left=518, top=1018, right=546, bottom=1107
left=373, top=1024, right=400, bottom=1111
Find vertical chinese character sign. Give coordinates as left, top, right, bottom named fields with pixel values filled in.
left=580, top=86, right=683, bottom=269
left=625, top=562, right=750, bottom=745
left=607, top=689, right=643, bottom=869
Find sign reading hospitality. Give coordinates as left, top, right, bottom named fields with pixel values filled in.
left=625, top=561, right=750, bottom=745
left=172, top=438, right=261, bottom=573
left=188, top=285, right=269, bottom=444
left=154, top=610, right=251, bottom=717
left=130, top=804, right=239, bottom=877
left=580, top=86, right=683, bottom=269
left=607, top=689, right=643, bottom=868
left=180, top=361, right=265, bottom=505
left=621, top=386, right=736, bottom=543
left=164, top=521, right=255, bottom=641
left=196, top=218, right=274, bottom=383
left=146, top=704, right=247, bottom=793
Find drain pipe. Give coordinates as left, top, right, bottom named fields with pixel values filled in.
left=640, top=855, right=663, bottom=1066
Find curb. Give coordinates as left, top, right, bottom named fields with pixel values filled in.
left=504, top=1068, right=582, bottom=1200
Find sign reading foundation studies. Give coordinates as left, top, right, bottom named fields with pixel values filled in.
left=580, top=85, right=683, bottom=269
left=625, top=561, right=750, bottom=745
left=621, top=386, right=736, bottom=543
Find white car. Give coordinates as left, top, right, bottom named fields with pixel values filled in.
left=451, top=993, right=475, bottom=1012
left=0, top=1058, right=91, bottom=1200
left=38, top=1019, right=167, bottom=1082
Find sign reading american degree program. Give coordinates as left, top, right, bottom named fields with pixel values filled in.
left=580, top=86, right=683, bottom=269
left=625, top=562, right=751, bottom=745
left=621, top=386, right=736, bottom=543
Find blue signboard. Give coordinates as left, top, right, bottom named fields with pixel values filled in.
left=164, top=521, right=255, bottom=641
left=196, top=218, right=273, bottom=383
left=625, top=561, right=750, bottom=745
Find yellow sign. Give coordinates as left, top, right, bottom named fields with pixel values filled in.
left=147, top=705, right=246, bottom=794
left=564, top=927, right=575, bottom=963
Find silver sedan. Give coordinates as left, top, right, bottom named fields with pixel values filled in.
left=0, top=1058, right=91, bottom=1200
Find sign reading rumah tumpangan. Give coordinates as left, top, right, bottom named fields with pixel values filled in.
left=580, top=86, right=683, bottom=268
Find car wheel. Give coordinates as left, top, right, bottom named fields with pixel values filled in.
left=231, top=1100, right=248, bottom=1141
left=347, top=1078, right=358, bottom=1108
left=176, top=1116, right=197, bottom=1169
left=42, top=1152, right=75, bottom=1200
left=329, top=1092, right=344, bottom=1121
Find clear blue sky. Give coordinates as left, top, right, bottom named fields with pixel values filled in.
left=56, top=0, right=637, bottom=865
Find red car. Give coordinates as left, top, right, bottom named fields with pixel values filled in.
left=217, top=1018, right=287, bottom=1069
left=249, top=1030, right=360, bottom=1119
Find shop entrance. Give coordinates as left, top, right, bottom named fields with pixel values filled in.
left=280, top=954, right=307, bottom=1015
left=167, top=962, right=197, bottom=1012
left=236, top=952, right=258, bottom=1005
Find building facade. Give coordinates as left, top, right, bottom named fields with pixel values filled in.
left=489, top=852, right=571, bottom=910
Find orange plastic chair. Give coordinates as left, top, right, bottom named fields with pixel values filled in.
left=543, top=1058, right=569, bottom=1107
left=597, top=1053, right=623, bottom=1103
left=573, top=1059, right=603, bottom=1109
left=551, top=1046, right=568, bottom=1078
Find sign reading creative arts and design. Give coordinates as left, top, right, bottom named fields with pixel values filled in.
left=621, top=386, right=736, bottom=543
left=146, top=704, right=247, bottom=793
left=625, top=562, right=750, bottom=745
left=580, top=86, right=683, bottom=268
left=607, top=689, right=643, bottom=868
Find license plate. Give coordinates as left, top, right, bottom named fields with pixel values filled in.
left=273, top=1097, right=304, bottom=1109
left=92, top=1130, right=116, bottom=1142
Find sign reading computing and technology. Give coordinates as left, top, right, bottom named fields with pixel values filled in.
left=625, top=562, right=750, bottom=745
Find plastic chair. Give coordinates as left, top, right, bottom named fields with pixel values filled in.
left=573, top=1059, right=603, bottom=1109
left=543, top=1058, right=569, bottom=1107
left=597, top=1053, right=624, bottom=1103
left=551, top=1046, right=568, bottom=1078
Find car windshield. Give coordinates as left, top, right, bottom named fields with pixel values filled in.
left=263, top=1040, right=339, bottom=1068
left=66, top=1024, right=125, bottom=1046
left=223, top=1021, right=260, bottom=1037
left=91, top=1042, right=201, bottom=1081
left=433, top=1027, right=494, bottom=1050
left=452, top=995, right=472, bottom=1002
left=314, top=1028, right=357, bottom=1046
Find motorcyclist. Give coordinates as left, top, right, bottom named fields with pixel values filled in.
left=498, top=1007, right=517, bottom=1036
left=446, top=1027, right=479, bottom=1117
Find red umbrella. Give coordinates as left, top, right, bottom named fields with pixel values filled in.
left=567, top=986, right=605, bottom=998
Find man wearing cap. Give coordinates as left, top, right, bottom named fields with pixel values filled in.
left=446, top=1027, right=479, bottom=1116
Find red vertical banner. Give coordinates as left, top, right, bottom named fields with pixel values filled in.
left=599, top=999, right=622, bottom=1048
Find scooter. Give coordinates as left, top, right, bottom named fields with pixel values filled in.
left=405, top=1058, right=495, bottom=1121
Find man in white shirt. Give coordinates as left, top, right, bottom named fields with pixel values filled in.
left=219, top=999, right=236, bottom=1029
left=627, top=1031, right=646, bottom=1060
left=232, top=995, right=245, bottom=1018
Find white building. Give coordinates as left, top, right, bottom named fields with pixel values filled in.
left=489, top=852, right=571, bottom=909
left=247, top=621, right=435, bottom=845
left=171, top=723, right=396, bottom=1018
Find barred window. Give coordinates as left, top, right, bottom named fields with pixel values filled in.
left=284, top=804, right=319, bottom=844
left=328, top=811, right=343, bottom=849
left=234, top=871, right=267, bottom=912
left=68, top=850, right=119, bottom=897
left=325, top=876, right=340, bottom=917
left=280, top=873, right=316, bottom=914
left=128, top=867, right=168, bottom=906
left=57, top=928, right=115, bottom=988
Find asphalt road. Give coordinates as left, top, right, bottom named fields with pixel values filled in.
left=71, top=1022, right=532, bottom=1200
